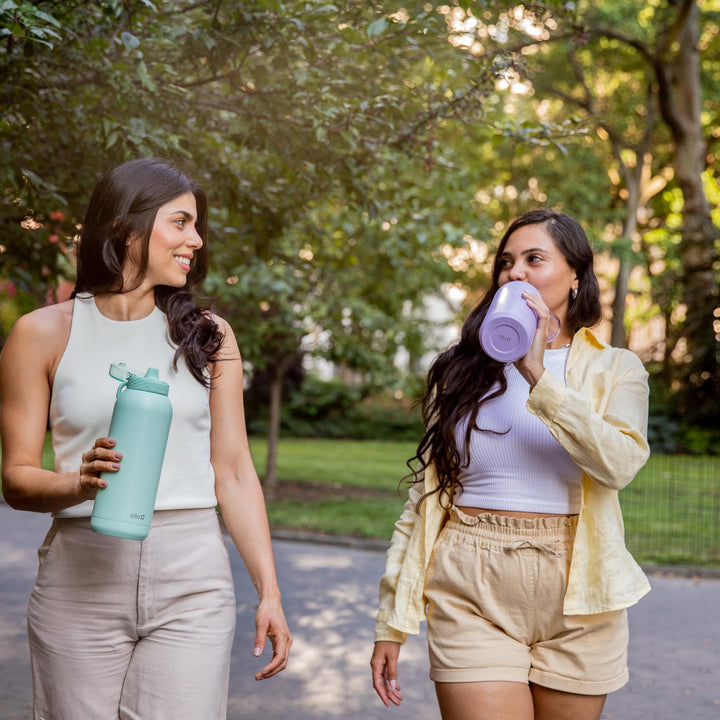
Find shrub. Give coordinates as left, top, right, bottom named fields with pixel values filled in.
left=647, top=414, right=680, bottom=454
left=248, top=376, right=425, bottom=440
left=677, top=426, right=720, bottom=456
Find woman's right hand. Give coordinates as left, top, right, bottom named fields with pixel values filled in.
left=370, top=640, right=403, bottom=707
left=78, top=437, right=122, bottom=498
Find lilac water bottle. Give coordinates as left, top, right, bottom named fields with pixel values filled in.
left=479, top=281, right=559, bottom=362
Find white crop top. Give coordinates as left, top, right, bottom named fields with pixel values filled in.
left=453, top=347, right=582, bottom=514
left=51, top=295, right=217, bottom=518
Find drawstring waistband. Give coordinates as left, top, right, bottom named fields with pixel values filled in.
left=444, top=505, right=578, bottom=553
left=504, top=539, right=565, bottom=557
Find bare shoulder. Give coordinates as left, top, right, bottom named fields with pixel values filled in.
left=210, top=313, right=241, bottom=357
left=210, top=312, right=233, bottom=336
left=1, top=300, right=74, bottom=375
left=10, top=300, right=73, bottom=344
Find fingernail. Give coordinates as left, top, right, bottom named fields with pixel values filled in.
left=113, top=452, right=123, bottom=460
left=111, top=463, right=120, bottom=470
left=253, top=647, right=262, bottom=657
left=100, top=481, right=107, bottom=488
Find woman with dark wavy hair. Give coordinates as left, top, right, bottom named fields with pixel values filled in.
left=0, top=158, right=291, bottom=718
left=371, top=209, right=650, bottom=720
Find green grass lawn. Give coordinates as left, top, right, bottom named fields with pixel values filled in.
left=249, top=437, right=418, bottom=490
left=8, top=434, right=718, bottom=567
left=250, top=437, right=720, bottom=567
left=248, top=437, right=413, bottom=540
left=620, top=454, right=720, bottom=566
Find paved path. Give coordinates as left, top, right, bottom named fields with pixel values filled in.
left=1, top=503, right=719, bottom=719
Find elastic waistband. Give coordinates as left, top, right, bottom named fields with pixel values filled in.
left=447, top=505, right=578, bottom=542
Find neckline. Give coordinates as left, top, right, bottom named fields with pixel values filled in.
left=86, top=295, right=159, bottom=323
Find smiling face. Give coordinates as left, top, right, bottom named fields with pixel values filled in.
left=125, top=192, right=203, bottom=290
left=497, top=223, right=579, bottom=325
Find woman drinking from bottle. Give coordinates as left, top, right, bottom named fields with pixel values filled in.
left=370, top=209, right=651, bottom=720
left=0, top=157, right=291, bottom=719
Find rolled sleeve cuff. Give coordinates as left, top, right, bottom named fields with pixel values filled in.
left=375, top=608, right=408, bottom=643
left=527, top=368, right=564, bottom=419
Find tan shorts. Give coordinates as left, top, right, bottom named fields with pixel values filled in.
left=424, top=507, right=628, bottom=695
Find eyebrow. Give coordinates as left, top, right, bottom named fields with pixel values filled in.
left=500, top=246, right=549, bottom=257
left=168, top=210, right=196, bottom=221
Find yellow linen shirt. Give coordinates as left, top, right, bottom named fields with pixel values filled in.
left=375, top=327, right=651, bottom=643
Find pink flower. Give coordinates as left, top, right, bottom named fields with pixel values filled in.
left=49, top=234, right=59, bottom=243
left=50, top=211, right=65, bottom=221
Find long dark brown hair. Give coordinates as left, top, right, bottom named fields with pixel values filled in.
left=410, top=209, right=602, bottom=504
left=73, top=158, right=223, bottom=386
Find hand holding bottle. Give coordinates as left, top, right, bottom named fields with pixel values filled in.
left=78, top=436, right=122, bottom=498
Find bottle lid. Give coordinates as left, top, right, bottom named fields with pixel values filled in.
left=108, top=364, right=170, bottom=396
left=109, top=362, right=136, bottom=381
left=126, top=367, right=170, bottom=396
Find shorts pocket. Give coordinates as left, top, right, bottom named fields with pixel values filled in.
left=425, top=526, right=485, bottom=608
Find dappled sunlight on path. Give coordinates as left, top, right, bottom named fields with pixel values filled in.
left=227, top=542, right=437, bottom=719
left=1, top=505, right=719, bottom=719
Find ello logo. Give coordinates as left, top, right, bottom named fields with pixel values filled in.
left=130, top=513, right=146, bottom=520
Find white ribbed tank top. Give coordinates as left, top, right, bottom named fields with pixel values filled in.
left=51, top=295, right=216, bottom=518
left=453, top=347, right=582, bottom=514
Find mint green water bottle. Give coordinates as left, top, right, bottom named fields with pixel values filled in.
left=90, top=364, right=173, bottom=540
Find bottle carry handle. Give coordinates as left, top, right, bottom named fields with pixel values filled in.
left=546, top=312, right=561, bottom=344
left=109, top=363, right=140, bottom=398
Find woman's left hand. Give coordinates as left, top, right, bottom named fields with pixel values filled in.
left=252, top=596, right=292, bottom=680
left=208, top=320, right=292, bottom=680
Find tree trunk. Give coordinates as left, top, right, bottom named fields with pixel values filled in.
left=610, top=179, right=641, bottom=348
left=655, top=1, right=720, bottom=419
left=263, top=360, right=285, bottom=498
left=610, top=256, right=632, bottom=348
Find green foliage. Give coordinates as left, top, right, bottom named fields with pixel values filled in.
left=0, top=0, right=576, bottom=377
left=645, top=369, right=720, bottom=456
left=248, top=376, right=424, bottom=440
left=0, top=1, right=62, bottom=48
left=341, top=394, right=424, bottom=441
left=4, top=1, right=720, bottom=437
left=646, top=414, right=680, bottom=455
left=677, top=426, right=720, bottom=457
left=479, top=0, right=720, bottom=424
left=284, top=377, right=363, bottom=425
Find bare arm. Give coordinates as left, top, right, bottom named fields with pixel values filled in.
left=209, top=317, right=291, bottom=680
left=0, top=305, right=120, bottom=512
